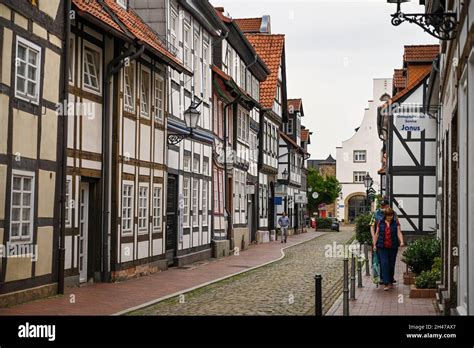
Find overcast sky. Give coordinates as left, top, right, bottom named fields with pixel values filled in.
left=213, top=0, right=437, bottom=159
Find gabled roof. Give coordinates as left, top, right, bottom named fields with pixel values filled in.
left=73, top=0, right=190, bottom=75
left=403, top=45, right=439, bottom=63
left=288, top=98, right=303, bottom=115
left=390, top=65, right=431, bottom=104
left=246, top=34, right=285, bottom=109
left=234, top=17, right=263, bottom=33
left=301, top=129, right=310, bottom=143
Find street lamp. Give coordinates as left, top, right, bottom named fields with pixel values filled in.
left=387, top=0, right=458, bottom=40
left=282, top=168, right=289, bottom=181
left=363, top=173, right=373, bottom=212
left=167, top=100, right=202, bottom=145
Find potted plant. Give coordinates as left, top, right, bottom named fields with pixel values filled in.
left=402, top=236, right=440, bottom=284
left=410, top=257, right=441, bottom=298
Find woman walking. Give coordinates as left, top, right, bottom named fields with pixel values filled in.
left=373, top=208, right=405, bottom=291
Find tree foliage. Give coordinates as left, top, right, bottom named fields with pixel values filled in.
left=306, top=168, right=341, bottom=211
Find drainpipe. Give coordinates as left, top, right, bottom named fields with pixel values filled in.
left=58, top=0, right=71, bottom=294
left=101, top=44, right=145, bottom=282
left=223, top=94, right=241, bottom=249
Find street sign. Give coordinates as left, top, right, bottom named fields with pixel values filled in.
left=274, top=197, right=283, bottom=205
left=294, top=194, right=307, bottom=204
left=395, top=112, right=427, bottom=132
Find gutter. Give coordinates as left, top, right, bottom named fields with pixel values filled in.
left=58, top=0, right=71, bottom=295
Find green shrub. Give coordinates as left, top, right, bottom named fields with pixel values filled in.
left=316, top=218, right=332, bottom=229
left=415, top=268, right=441, bottom=289
left=355, top=213, right=372, bottom=245
left=402, top=236, right=441, bottom=275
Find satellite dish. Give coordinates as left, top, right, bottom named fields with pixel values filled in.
left=312, top=192, right=319, bottom=199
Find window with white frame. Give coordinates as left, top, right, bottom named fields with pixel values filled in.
left=154, top=74, right=164, bottom=122
left=153, top=186, right=162, bottom=231
left=202, top=35, right=210, bottom=98
left=213, top=168, right=219, bottom=214
left=183, top=20, right=191, bottom=69
left=138, top=185, right=148, bottom=232
left=202, top=181, right=208, bottom=223
left=183, top=177, right=190, bottom=226
left=203, top=157, right=209, bottom=176
left=65, top=179, right=72, bottom=228
left=183, top=153, right=191, bottom=171
left=353, top=171, right=368, bottom=183
left=15, top=37, right=41, bottom=104
left=193, top=155, right=200, bottom=173
left=286, top=118, right=293, bottom=134
left=140, top=68, right=150, bottom=117
left=124, top=62, right=135, bottom=111
left=122, top=183, right=133, bottom=234
left=10, top=171, right=35, bottom=242
left=353, top=150, right=367, bottom=163
left=83, top=44, right=101, bottom=92
left=192, top=178, right=199, bottom=226
left=170, top=7, right=178, bottom=50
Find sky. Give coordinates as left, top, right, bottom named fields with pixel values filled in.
left=213, top=0, right=437, bottom=159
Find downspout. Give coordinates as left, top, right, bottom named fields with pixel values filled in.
left=223, top=94, right=241, bottom=249
left=58, top=0, right=71, bottom=294
left=101, top=44, right=145, bottom=282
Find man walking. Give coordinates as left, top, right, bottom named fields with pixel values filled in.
left=278, top=212, right=290, bottom=243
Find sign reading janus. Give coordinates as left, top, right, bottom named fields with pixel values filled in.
left=0, top=242, right=38, bottom=261
left=395, top=113, right=428, bottom=132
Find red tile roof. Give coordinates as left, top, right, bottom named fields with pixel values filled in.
left=301, top=129, right=310, bottom=143
left=403, top=45, right=439, bottom=63
left=393, top=69, right=406, bottom=89
left=246, top=34, right=285, bottom=109
left=288, top=98, right=302, bottom=113
left=234, top=18, right=263, bottom=33
left=388, top=66, right=432, bottom=105
left=73, top=0, right=190, bottom=75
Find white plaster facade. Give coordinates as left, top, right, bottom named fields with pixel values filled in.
left=336, top=78, right=392, bottom=222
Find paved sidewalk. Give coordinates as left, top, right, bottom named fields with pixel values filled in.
left=327, top=247, right=438, bottom=316
left=0, top=231, right=324, bottom=316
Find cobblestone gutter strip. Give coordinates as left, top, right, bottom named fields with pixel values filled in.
left=115, top=233, right=327, bottom=316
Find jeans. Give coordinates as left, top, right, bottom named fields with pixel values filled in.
left=378, top=247, right=398, bottom=285
left=280, top=226, right=288, bottom=241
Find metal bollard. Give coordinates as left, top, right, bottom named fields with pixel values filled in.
left=364, top=243, right=370, bottom=276
left=357, top=259, right=363, bottom=288
left=314, top=274, right=322, bottom=316
left=343, top=257, right=349, bottom=316
left=350, top=252, right=356, bottom=300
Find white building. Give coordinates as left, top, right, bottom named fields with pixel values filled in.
left=336, top=78, right=392, bottom=223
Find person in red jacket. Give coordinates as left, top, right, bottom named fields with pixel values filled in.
left=373, top=208, right=405, bottom=291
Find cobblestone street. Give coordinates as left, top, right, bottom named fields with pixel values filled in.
left=130, top=228, right=354, bottom=316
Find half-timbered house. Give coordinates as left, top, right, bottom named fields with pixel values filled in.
left=0, top=0, right=65, bottom=306
left=65, top=0, right=189, bottom=285
left=239, top=29, right=288, bottom=242
left=212, top=7, right=269, bottom=250
left=378, top=45, right=439, bottom=241
left=130, top=0, right=227, bottom=266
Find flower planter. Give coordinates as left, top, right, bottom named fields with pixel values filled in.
left=409, top=285, right=437, bottom=298
left=403, top=271, right=416, bottom=285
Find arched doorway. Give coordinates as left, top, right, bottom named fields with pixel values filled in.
left=345, top=193, right=367, bottom=223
